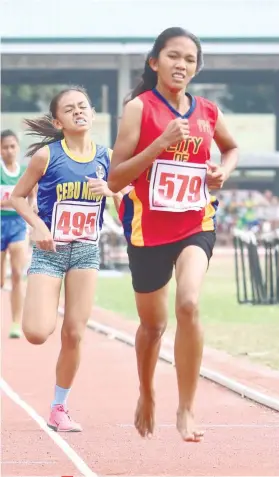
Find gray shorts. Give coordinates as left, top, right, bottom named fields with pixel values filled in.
left=28, top=241, right=100, bottom=279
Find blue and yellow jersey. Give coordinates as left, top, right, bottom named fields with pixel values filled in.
left=37, top=139, right=111, bottom=244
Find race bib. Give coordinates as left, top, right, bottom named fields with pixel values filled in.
left=0, top=185, right=14, bottom=211
left=51, top=201, right=101, bottom=244
left=149, top=159, right=210, bottom=212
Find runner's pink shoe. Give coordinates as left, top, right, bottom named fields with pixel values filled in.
left=47, top=404, right=82, bottom=432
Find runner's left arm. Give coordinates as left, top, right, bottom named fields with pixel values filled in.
left=212, top=108, right=238, bottom=178
left=206, top=108, right=239, bottom=189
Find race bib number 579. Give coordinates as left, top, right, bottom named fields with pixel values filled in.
left=149, top=159, right=210, bottom=212
left=51, top=201, right=101, bottom=244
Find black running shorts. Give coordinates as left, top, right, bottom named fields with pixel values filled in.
left=127, top=231, right=216, bottom=293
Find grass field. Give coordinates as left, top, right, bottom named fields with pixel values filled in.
left=95, top=255, right=279, bottom=369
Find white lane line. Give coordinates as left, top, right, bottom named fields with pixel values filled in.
left=4, top=287, right=279, bottom=413
left=3, top=288, right=279, bottom=426
left=0, top=378, right=97, bottom=477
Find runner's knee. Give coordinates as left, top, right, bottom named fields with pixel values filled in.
left=11, top=267, right=23, bottom=285
left=139, top=320, right=167, bottom=342
left=23, top=328, right=50, bottom=345
left=176, top=296, right=199, bottom=324
left=61, top=324, right=85, bottom=348
left=22, top=318, right=55, bottom=344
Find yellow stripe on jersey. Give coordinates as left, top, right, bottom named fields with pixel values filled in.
left=130, top=188, right=144, bottom=246
left=201, top=196, right=216, bottom=232
left=61, top=139, right=97, bottom=163
left=43, top=145, right=51, bottom=175
left=107, top=148, right=113, bottom=161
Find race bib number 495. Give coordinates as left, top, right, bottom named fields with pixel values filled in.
left=51, top=201, right=101, bottom=244
left=149, top=159, right=210, bottom=212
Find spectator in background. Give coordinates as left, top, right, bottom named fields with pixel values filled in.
left=0, top=129, right=36, bottom=339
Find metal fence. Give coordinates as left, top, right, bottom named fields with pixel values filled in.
left=233, top=228, right=279, bottom=305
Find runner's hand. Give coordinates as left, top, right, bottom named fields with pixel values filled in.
left=31, top=221, right=56, bottom=252
left=86, top=177, right=113, bottom=197
left=160, top=118, right=190, bottom=148
left=206, top=161, right=228, bottom=189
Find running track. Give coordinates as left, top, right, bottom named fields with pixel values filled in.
left=1, top=290, right=279, bottom=477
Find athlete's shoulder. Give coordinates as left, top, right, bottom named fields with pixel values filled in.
left=194, top=96, right=219, bottom=121
left=124, top=96, right=144, bottom=113
left=138, top=90, right=154, bottom=100
left=29, top=145, right=50, bottom=176
left=137, top=90, right=157, bottom=106
left=195, top=96, right=218, bottom=111
left=95, top=143, right=110, bottom=156
left=195, top=96, right=217, bottom=108
left=33, top=145, right=50, bottom=161
left=48, top=139, right=62, bottom=152
left=95, top=144, right=112, bottom=167
left=119, top=97, right=143, bottom=131
left=122, top=91, right=158, bottom=123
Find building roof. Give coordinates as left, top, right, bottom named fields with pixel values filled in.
left=2, top=0, right=279, bottom=41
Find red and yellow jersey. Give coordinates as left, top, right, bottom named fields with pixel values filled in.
left=119, top=89, right=219, bottom=246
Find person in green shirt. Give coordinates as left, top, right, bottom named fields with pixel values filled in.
left=0, top=129, right=36, bottom=338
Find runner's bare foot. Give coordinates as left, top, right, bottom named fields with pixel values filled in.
left=176, top=407, right=204, bottom=442
left=134, top=393, right=155, bottom=438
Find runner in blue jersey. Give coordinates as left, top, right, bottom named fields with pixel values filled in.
left=11, top=86, right=124, bottom=432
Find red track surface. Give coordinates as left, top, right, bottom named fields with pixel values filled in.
left=1, top=290, right=279, bottom=477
